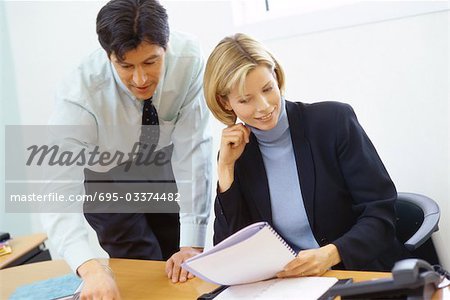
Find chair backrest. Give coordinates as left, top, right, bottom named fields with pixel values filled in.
left=395, top=192, right=440, bottom=264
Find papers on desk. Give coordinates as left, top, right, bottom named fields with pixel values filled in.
left=182, top=222, right=297, bottom=285
left=0, top=241, right=12, bottom=257
left=215, top=277, right=339, bottom=300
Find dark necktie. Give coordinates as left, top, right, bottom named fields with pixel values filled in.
left=139, top=98, right=159, bottom=155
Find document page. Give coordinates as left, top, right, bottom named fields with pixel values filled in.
left=197, top=222, right=268, bottom=255
left=183, top=223, right=296, bottom=285
left=215, top=277, right=338, bottom=300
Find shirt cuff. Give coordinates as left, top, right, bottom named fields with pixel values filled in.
left=179, top=223, right=208, bottom=248
left=62, top=240, right=99, bottom=274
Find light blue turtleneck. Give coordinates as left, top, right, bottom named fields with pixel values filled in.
left=250, top=98, right=320, bottom=252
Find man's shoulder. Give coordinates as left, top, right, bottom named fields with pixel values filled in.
left=58, top=49, right=112, bottom=99
left=167, top=31, right=202, bottom=59
left=77, top=49, right=111, bottom=82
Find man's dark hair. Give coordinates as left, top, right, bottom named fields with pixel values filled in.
left=96, top=0, right=169, bottom=61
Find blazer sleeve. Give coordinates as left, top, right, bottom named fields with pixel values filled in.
left=332, top=104, right=398, bottom=270
left=213, top=172, right=251, bottom=245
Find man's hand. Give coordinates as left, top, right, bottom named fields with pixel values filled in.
left=165, top=247, right=203, bottom=283
left=276, top=244, right=341, bottom=278
left=77, top=259, right=121, bottom=300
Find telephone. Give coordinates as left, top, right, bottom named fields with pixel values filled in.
left=328, top=259, right=442, bottom=300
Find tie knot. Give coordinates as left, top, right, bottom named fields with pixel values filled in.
left=139, top=97, right=159, bottom=154
left=143, top=97, right=153, bottom=109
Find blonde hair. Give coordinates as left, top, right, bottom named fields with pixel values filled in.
left=204, top=33, right=286, bottom=125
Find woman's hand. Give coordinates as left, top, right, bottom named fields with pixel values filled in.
left=276, top=244, right=341, bottom=278
left=217, top=123, right=251, bottom=192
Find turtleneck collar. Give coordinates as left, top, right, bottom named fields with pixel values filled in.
left=249, top=97, right=289, bottom=144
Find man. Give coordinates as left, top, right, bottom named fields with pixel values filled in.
left=41, top=0, right=211, bottom=298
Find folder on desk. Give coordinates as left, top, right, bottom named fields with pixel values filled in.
left=9, top=274, right=82, bottom=300
left=182, top=222, right=297, bottom=285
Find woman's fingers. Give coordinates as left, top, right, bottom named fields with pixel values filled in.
left=222, top=123, right=250, bottom=147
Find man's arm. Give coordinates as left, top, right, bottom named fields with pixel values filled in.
left=172, top=50, right=212, bottom=248
left=41, top=212, right=97, bottom=271
left=41, top=99, right=99, bottom=270
left=165, top=48, right=213, bottom=282
left=42, top=99, right=121, bottom=298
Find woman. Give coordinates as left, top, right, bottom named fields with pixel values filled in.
left=203, top=33, right=407, bottom=277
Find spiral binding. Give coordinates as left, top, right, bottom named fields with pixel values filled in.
left=265, top=222, right=297, bottom=256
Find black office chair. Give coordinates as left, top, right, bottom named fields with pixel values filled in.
left=395, top=192, right=441, bottom=265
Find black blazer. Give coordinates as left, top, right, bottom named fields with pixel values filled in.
left=214, top=100, right=407, bottom=271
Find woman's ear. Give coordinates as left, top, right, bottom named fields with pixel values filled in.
left=217, top=95, right=233, bottom=111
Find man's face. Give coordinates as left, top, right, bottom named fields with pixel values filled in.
left=111, top=42, right=165, bottom=100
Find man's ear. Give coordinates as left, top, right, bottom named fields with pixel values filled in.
left=108, top=52, right=116, bottom=62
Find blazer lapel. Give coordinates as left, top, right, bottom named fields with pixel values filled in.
left=239, top=133, right=273, bottom=223
left=286, top=101, right=316, bottom=230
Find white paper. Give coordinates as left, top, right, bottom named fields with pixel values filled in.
left=215, top=277, right=338, bottom=300
left=182, top=222, right=296, bottom=285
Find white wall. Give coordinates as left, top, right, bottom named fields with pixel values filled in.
left=1, top=0, right=109, bottom=258
left=2, top=1, right=448, bottom=267
left=262, top=11, right=449, bottom=267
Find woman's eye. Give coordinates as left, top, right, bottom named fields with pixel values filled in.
left=263, top=86, right=273, bottom=93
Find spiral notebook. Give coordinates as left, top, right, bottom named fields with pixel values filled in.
left=182, top=222, right=296, bottom=285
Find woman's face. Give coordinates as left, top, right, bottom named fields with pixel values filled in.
left=224, top=65, right=281, bottom=131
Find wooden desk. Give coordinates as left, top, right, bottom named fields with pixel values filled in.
left=0, top=233, right=50, bottom=269
left=0, top=259, right=448, bottom=299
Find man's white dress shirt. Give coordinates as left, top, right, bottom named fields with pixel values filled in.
left=41, top=31, right=212, bottom=272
